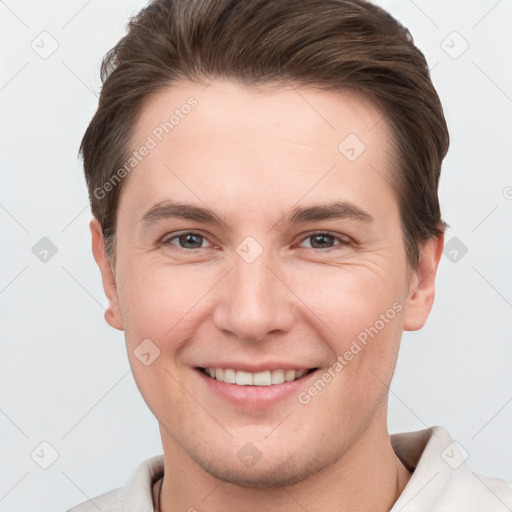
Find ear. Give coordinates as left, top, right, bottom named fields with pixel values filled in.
left=403, top=232, right=444, bottom=331
left=90, top=217, right=124, bottom=331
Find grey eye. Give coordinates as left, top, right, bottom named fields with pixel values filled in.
left=166, top=232, right=206, bottom=249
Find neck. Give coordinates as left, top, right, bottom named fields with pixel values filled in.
left=157, top=417, right=412, bottom=512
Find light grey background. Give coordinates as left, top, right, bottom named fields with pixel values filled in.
left=1, top=0, right=511, bottom=510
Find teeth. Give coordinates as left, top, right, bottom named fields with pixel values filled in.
left=203, top=368, right=310, bottom=386
left=254, top=371, right=271, bottom=386
left=285, top=369, right=296, bottom=382
left=236, top=371, right=253, bottom=386
left=223, top=368, right=236, bottom=384
left=271, top=369, right=285, bottom=384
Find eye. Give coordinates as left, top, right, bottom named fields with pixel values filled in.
left=161, top=231, right=213, bottom=250
left=298, top=231, right=352, bottom=250
left=160, top=230, right=352, bottom=253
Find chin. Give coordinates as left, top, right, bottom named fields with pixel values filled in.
left=186, top=442, right=335, bottom=489
left=203, top=460, right=315, bottom=488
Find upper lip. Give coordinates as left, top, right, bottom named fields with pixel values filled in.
left=196, top=362, right=318, bottom=373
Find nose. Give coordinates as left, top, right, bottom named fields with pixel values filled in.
left=212, top=251, right=296, bottom=343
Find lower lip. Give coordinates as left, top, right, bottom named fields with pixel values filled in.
left=195, top=368, right=318, bottom=409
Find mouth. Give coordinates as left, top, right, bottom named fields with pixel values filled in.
left=196, top=367, right=318, bottom=386
left=194, top=365, right=321, bottom=409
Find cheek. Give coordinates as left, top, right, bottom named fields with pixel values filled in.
left=288, top=262, right=406, bottom=410
left=117, top=259, right=213, bottom=346
left=301, top=274, right=404, bottom=423
left=286, top=262, right=406, bottom=342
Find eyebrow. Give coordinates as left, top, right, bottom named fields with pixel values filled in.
left=140, top=199, right=374, bottom=228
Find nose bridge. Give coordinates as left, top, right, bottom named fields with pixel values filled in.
left=234, top=252, right=273, bottom=306
left=213, top=246, right=295, bottom=342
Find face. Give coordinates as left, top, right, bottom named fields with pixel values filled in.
left=92, top=79, right=441, bottom=487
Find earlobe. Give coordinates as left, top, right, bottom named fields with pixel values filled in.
left=90, top=218, right=124, bottom=331
left=402, top=233, right=444, bottom=331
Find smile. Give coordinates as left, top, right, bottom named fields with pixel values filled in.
left=198, top=367, right=317, bottom=386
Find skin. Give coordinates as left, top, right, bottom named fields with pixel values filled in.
left=91, top=79, right=444, bottom=511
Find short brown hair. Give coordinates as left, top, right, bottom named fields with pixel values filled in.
left=80, top=0, right=449, bottom=270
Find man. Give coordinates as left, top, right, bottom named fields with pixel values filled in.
left=69, top=0, right=512, bottom=510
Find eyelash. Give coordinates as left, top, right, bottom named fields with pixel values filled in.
left=160, top=230, right=352, bottom=252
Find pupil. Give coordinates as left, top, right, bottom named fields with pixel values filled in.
left=312, top=234, right=332, bottom=248
left=181, top=234, right=202, bottom=248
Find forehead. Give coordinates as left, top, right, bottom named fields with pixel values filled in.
left=121, top=79, right=397, bottom=226
left=132, top=79, right=390, bottom=154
